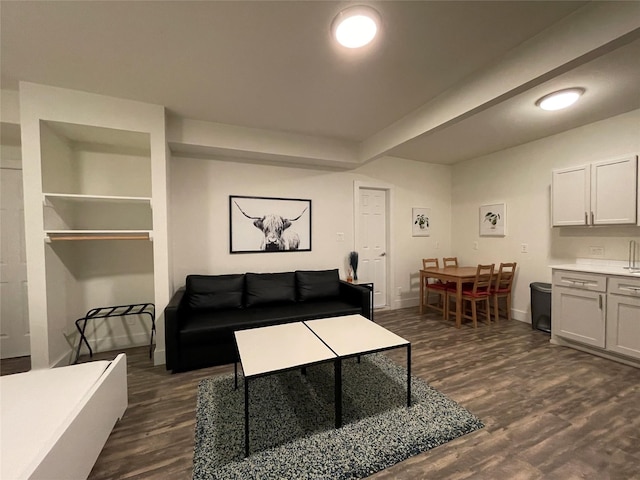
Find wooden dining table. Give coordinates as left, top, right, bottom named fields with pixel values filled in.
left=419, top=266, right=478, bottom=329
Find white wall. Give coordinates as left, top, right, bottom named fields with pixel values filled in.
left=170, top=154, right=452, bottom=307
left=451, top=109, right=640, bottom=323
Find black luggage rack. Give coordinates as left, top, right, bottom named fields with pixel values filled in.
left=74, top=303, right=156, bottom=364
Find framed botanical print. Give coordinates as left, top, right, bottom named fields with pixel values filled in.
left=479, top=203, right=506, bottom=237
left=412, top=207, right=430, bottom=237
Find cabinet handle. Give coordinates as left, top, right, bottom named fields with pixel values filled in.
left=598, top=294, right=603, bottom=309
left=591, top=211, right=594, bottom=224
left=585, top=212, right=588, bottom=225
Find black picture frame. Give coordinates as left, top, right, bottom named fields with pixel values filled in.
left=229, top=195, right=312, bottom=253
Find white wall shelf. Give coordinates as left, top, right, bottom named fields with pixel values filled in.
left=43, top=193, right=153, bottom=232
left=43, top=193, right=152, bottom=205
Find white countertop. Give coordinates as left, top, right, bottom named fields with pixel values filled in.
left=551, top=260, right=640, bottom=277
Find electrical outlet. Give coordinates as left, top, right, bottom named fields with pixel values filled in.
left=473, top=241, right=478, bottom=250
left=589, top=246, right=605, bottom=257
left=336, top=232, right=344, bottom=242
left=521, top=243, right=529, bottom=253
left=435, top=241, right=439, bottom=249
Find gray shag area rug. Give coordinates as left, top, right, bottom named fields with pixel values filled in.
left=193, top=353, right=483, bottom=480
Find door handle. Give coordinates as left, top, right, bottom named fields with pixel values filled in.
left=598, top=294, right=603, bottom=309
left=380, top=252, right=386, bottom=257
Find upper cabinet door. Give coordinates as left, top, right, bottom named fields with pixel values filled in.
left=552, top=164, right=590, bottom=226
left=591, top=155, right=638, bottom=225
left=552, top=155, right=638, bottom=227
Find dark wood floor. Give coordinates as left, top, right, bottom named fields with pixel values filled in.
left=3, top=308, right=640, bottom=479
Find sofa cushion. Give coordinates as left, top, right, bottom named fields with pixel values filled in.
left=185, top=274, right=244, bottom=310
left=296, top=269, right=340, bottom=302
left=245, top=272, right=296, bottom=307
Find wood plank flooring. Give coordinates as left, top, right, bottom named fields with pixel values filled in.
left=3, top=308, right=639, bottom=479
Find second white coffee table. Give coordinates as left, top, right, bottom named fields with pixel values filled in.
left=305, top=314, right=411, bottom=426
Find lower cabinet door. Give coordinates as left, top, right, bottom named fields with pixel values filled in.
left=553, top=286, right=606, bottom=348
left=606, top=294, right=640, bottom=359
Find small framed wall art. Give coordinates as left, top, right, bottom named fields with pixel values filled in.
left=479, top=203, right=506, bottom=237
left=412, top=207, right=431, bottom=237
left=230, top=195, right=312, bottom=253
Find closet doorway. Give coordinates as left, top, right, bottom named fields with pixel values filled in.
left=1, top=158, right=30, bottom=359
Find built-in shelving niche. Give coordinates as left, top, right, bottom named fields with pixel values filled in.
left=40, top=120, right=156, bottom=356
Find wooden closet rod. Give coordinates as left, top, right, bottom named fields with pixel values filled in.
left=46, top=233, right=151, bottom=242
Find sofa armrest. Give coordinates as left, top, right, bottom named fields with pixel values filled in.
left=164, top=287, right=186, bottom=371
left=338, top=281, right=372, bottom=320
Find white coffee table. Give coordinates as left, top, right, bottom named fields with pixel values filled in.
left=305, top=314, right=411, bottom=425
left=234, top=322, right=337, bottom=457
left=234, top=315, right=411, bottom=457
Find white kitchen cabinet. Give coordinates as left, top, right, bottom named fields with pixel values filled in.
left=551, top=155, right=638, bottom=226
left=606, top=277, right=640, bottom=360
left=591, top=156, right=638, bottom=225
left=552, top=267, right=640, bottom=366
left=552, top=271, right=606, bottom=348
left=551, top=164, right=590, bottom=226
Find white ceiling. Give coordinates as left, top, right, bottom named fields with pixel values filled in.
left=1, top=1, right=639, bottom=166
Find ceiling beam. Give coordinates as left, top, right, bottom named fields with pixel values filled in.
left=359, top=2, right=640, bottom=163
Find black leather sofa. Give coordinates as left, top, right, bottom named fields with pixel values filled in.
left=164, top=269, right=371, bottom=372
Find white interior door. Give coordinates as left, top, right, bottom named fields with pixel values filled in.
left=1, top=164, right=31, bottom=358
left=358, top=188, right=387, bottom=308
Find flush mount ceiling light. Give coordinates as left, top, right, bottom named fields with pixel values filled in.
left=331, top=5, right=380, bottom=49
left=536, top=88, right=585, bottom=111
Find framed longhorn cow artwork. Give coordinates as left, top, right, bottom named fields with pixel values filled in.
left=229, top=195, right=312, bottom=253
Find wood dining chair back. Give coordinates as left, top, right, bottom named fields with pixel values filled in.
left=453, top=263, right=494, bottom=328
left=422, top=258, right=447, bottom=316
left=492, top=262, right=517, bottom=322
left=422, top=258, right=439, bottom=270
left=443, top=257, right=458, bottom=268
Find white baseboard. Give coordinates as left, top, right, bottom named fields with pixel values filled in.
left=551, top=335, right=640, bottom=368
left=153, top=348, right=166, bottom=366
left=392, top=297, right=420, bottom=309
left=511, top=308, right=530, bottom=324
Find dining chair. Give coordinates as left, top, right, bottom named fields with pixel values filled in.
left=442, top=257, right=458, bottom=268
left=448, top=263, right=494, bottom=328
left=442, top=256, right=463, bottom=291
left=422, top=258, right=447, bottom=316
left=491, top=262, right=517, bottom=322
